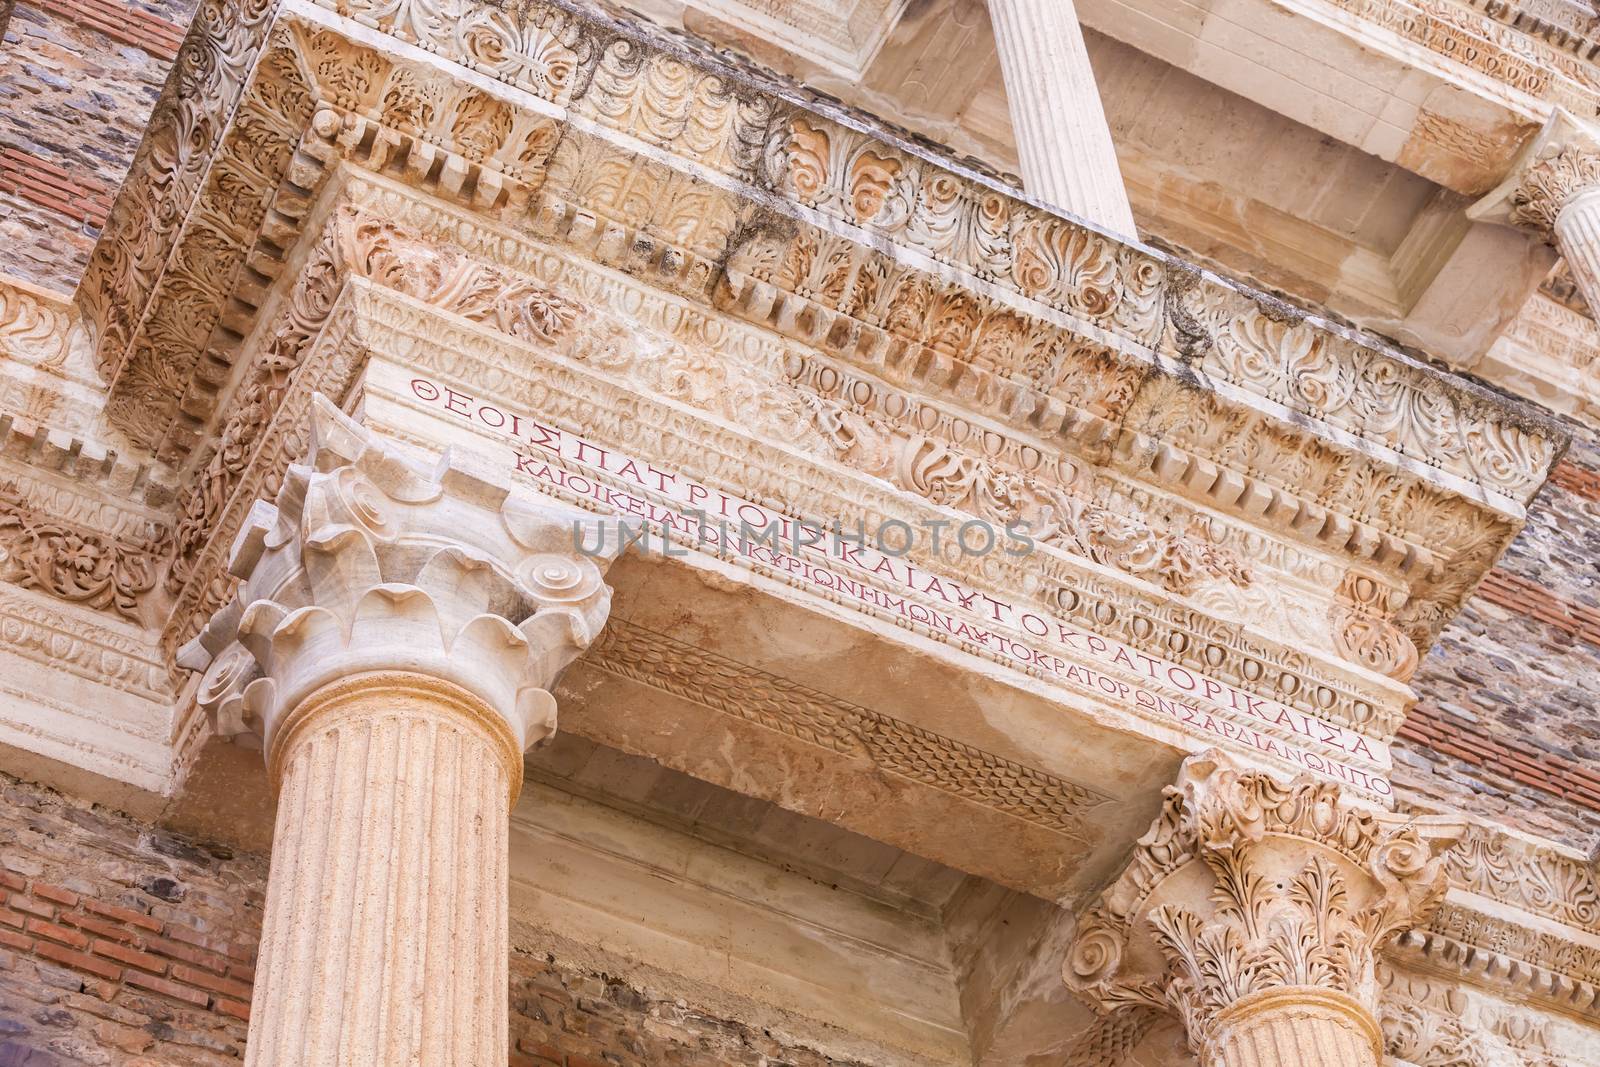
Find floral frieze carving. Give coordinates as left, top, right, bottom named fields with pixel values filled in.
left=1379, top=964, right=1579, bottom=1067
left=0, top=495, right=161, bottom=623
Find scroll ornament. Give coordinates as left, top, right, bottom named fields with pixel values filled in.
left=178, top=394, right=618, bottom=764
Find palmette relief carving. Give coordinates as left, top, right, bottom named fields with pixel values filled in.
left=1445, top=827, right=1600, bottom=932
left=1064, top=752, right=1461, bottom=1059
left=0, top=283, right=74, bottom=373
left=180, top=394, right=617, bottom=766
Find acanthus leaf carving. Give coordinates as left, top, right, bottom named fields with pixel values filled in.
left=0, top=493, right=161, bottom=624
left=1064, top=751, right=1462, bottom=1060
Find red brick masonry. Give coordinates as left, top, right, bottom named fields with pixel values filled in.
left=1476, top=568, right=1600, bottom=652
left=30, top=0, right=185, bottom=60
left=1399, top=703, right=1600, bottom=813
left=0, top=148, right=115, bottom=229
left=0, top=873, right=254, bottom=1019
left=1550, top=460, right=1600, bottom=503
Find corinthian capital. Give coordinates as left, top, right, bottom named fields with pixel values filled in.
left=178, top=394, right=618, bottom=790
left=1509, top=147, right=1600, bottom=235
left=1472, top=108, right=1600, bottom=240
left=1064, top=751, right=1462, bottom=1066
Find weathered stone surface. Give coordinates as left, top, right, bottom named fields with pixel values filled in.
left=3, top=0, right=1600, bottom=1062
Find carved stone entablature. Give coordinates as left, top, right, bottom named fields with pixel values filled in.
left=178, top=396, right=618, bottom=801
left=1378, top=821, right=1600, bottom=1020
left=352, top=281, right=1412, bottom=785
left=77, top=0, right=1563, bottom=669
left=142, top=175, right=1421, bottom=776
left=154, top=181, right=1532, bottom=764
left=0, top=276, right=131, bottom=437
left=1379, top=963, right=1597, bottom=1067
left=0, top=413, right=176, bottom=628
left=1447, top=824, right=1600, bottom=934
left=1064, top=752, right=1462, bottom=1062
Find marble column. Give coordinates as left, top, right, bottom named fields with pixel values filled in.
left=180, top=394, right=618, bottom=1067
left=1063, top=751, right=1461, bottom=1067
left=986, top=0, right=1137, bottom=237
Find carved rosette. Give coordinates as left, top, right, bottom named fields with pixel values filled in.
left=1064, top=751, right=1462, bottom=1067
left=178, top=392, right=618, bottom=800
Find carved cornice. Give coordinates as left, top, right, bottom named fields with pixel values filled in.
left=150, top=186, right=1415, bottom=778
left=78, top=0, right=1562, bottom=661
left=354, top=280, right=1408, bottom=767
left=1064, top=752, right=1462, bottom=1056
left=1379, top=963, right=1593, bottom=1067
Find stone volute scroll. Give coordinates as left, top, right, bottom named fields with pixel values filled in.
left=1064, top=751, right=1463, bottom=1067
left=179, top=392, right=618, bottom=802
left=177, top=394, right=619, bottom=1067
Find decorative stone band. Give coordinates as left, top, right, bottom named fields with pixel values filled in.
left=1063, top=750, right=1463, bottom=1064
left=177, top=393, right=619, bottom=806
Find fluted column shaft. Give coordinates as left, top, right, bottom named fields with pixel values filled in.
left=1555, top=188, right=1600, bottom=315
left=986, top=0, right=1136, bottom=237
left=1201, top=989, right=1380, bottom=1067
left=244, top=671, right=516, bottom=1067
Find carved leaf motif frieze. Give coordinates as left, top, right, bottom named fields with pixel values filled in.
left=0, top=495, right=160, bottom=623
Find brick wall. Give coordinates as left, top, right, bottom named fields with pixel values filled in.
left=0, top=772, right=871, bottom=1066
left=1402, top=426, right=1600, bottom=850
left=0, top=0, right=195, bottom=291
left=0, top=772, right=262, bottom=1065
